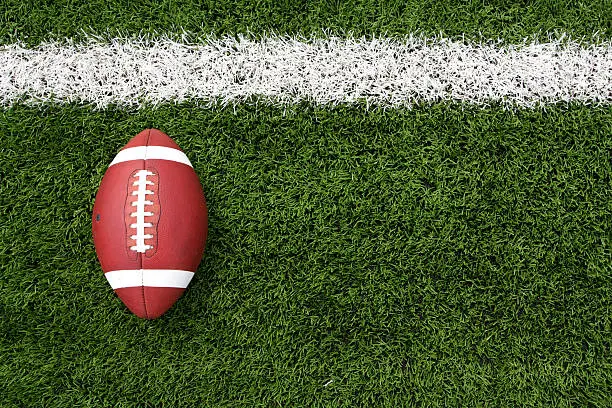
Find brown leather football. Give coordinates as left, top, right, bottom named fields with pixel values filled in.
left=92, top=129, right=207, bottom=319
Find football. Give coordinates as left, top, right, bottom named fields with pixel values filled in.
left=92, top=129, right=208, bottom=319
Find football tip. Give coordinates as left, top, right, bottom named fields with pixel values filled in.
left=115, top=286, right=186, bottom=319
left=122, top=128, right=181, bottom=151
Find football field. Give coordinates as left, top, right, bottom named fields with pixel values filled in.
left=1, top=1, right=611, bottom=406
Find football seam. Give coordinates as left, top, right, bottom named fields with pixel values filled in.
left=141, top=129, right=150, bottom=319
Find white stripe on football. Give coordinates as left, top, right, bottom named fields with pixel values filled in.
left=105, top=269, right=195, bottom=289
left=110, top=146, right=193, bottom=167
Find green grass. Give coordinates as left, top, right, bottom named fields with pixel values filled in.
left=1, top=103, right=611, bottom=406
left=0, top=0, right=610, bottom=45
left=1, top=1, right=611, bottom=405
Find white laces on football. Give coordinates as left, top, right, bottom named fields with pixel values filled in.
left=130, top=170, right=155, bottom=252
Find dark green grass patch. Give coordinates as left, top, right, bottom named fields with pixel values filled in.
left=0, top=0, right=610, bottom=46
left=1, top=104, right=611, bottom=406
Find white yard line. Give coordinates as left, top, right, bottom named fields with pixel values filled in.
left=0, top=36, right=610, bottom=108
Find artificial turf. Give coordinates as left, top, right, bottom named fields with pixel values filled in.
left=1, top=0, right=610, bottom=45
left=1, top=103, right=611, bottom=406
left=1, top=0, right=611, bottom=405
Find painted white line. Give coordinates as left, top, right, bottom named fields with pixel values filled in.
left=0, top=36, right=610, bottom=108
left=105, top=269, right=195, bottom=289
left=110, top=146, right=193, bottom=167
